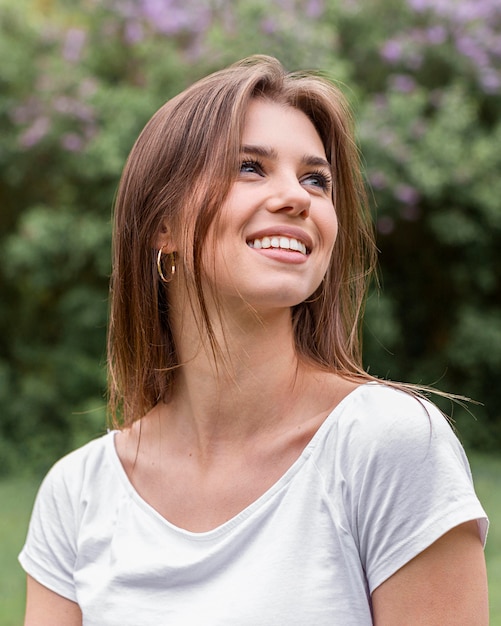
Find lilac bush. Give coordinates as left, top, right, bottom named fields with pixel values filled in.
left=1, top=0, right=500, bottom=473
left=346, top=0, right=501, bottom=446
left=384, top=0, right=501, bottom=93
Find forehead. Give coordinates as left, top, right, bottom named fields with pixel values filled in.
left=241, top=99, right=327, bottom=158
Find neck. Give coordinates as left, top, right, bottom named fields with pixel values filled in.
left=164, top=297, right=316, bottom=447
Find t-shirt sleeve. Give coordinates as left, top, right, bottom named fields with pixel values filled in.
left=18, top=456, right=80, bottom=602
left=338, top=386, right=489, bottom=594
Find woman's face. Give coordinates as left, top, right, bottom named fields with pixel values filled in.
left=202, top=98, right=338, bottom=315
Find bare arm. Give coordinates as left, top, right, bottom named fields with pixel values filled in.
left=24, top=575, right=82, bottom=626
left=372, top=520, right=489, bottom=625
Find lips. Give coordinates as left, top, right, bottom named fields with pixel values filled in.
left=245, top=227, right=313, bottom=255
left=247, top=236, right=308, bottom=255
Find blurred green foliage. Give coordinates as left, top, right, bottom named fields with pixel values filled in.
left=1, top=0, right=500, bottom=473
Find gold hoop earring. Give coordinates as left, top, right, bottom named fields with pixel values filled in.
left=157, top=249, right=176, bottom=283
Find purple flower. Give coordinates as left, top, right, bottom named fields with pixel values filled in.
left=480, top=70, right=501, bottom=93
left=62, top=28, right=86, bottom=63
left=490, top=35, right=501, bottom=57
left=407, top=0, right=429, bottom=11
left=125, top=20, right=144, bottom=44
left=395, top=184, right=420, bottom=206
left=305, top=0, right=325, bottom=18
left=381, top=39, right=403, bottom=63
left=261, top=17, right=278, bottom=35
left=369, top=171, right=388, bottom=190
left=403, top=0, right=501, bottom=94
left=61, top=133, right=84, bottom=152
left=455, top=35, right=489, bottom=68
left=138, top=0, right=210, bottom=35
left=426, top=25, right=447, bottom=45
left=53, top=97, right=95, bottom=123
left=19, top=117, right=50, bottom=148
left=456, top=2, right=493, bottom=22
left=390, top=74, right=417, bottom=93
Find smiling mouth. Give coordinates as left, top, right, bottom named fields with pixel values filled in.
left=247, top=236, right=309, bottom=255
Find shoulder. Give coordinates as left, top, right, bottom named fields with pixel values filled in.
left=339, top=383, right=453, bottom=440
left=38, top=432, right=117, bottom=505
left=22, top=432, right=120, bottom=559
left=314, top=382, right=470, bottom=483
left=342, top=381, right=441, bottom=419
left=303, top=382, right=487, bottom=595
left=333, top=382, right=451, bottom=446
left=19, top=433, right=119, bottom=602
left=50, top=431, right=113, bottom=473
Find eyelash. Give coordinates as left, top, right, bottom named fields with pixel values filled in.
left=305, top=170, right=332, bottom=191
left=240, top=159, right=264, bottom=174
left=240, top=160, right=332, bottom=191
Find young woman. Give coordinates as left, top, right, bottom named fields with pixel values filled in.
left=20, top=55, right=489, bottom=625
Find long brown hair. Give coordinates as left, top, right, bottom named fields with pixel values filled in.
left=108, top=55, right=377, bottom=427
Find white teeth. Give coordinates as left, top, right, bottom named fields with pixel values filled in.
left=248, top=236, right=308, bottom=255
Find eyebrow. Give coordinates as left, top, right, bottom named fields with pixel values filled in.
left=241, top=144, right=331, bottom=170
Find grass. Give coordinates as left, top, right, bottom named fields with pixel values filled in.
left=470, top=452, right=501, bottom=623
left=0, top=475, right=40, bottom=626
left=1, top=454, right=500, bottom=624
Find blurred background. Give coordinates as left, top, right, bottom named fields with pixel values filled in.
left=1, top=0, right=500, bottom=620
left=2, top=0, right=500, bottom=472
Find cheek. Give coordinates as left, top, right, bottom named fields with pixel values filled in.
left=331, top=213, right=339, bottom=244
left=322, top=209, right=339, bottom=252
left=198, top=214, right=238, bottom=282
left=208, top=191, right=241, bottom=240
left=316, top=211, right=338, bottom=280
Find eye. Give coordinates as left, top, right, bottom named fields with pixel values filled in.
left=302, top=170, right=332, bottom=191
left=240, top=159, right=265, bottom=175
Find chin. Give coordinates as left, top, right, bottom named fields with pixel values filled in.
left=211, top=275, right=323, bottom=313
left=242, top=289, right=315, bottom=312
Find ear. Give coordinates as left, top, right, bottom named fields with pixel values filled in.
left=155, top=219, right=177, bottom=253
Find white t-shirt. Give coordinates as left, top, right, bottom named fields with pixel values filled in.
left=19, top=383, right=488, bottom=625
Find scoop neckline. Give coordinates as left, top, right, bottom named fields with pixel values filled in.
left=106, top=382, right=373, bottom=540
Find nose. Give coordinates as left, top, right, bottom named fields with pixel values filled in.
left=265, top=173, right=311, bottom=218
